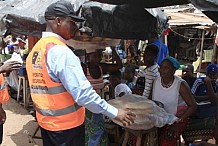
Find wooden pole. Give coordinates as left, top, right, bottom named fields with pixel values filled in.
left=212, top=26, right=218, bottom=64
left=164, top=34, right=168, bottom=46
left=198, top=29, right=205, bottom=73
left=124, top=40, right=128, bottom=57
left=28, top=36, right=40, bottom=51
left=212, top=40, right=217, bottom=64
left=213, top=27, right=218, bottom=144
left=212, top=25, right=218, bottom=144
left=216, top=89, right=218, bottom=145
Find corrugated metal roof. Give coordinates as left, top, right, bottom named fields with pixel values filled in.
left=166, top=12, right=214, bottom=26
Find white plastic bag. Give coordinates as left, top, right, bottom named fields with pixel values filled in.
left=5, top=70, right=19, bottom=91
left=108, top=94, right=178, bottom=130
left=4, top=52, right=23, bottom=64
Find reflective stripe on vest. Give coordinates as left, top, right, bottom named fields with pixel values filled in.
left=0, top=82, right=6, bottom=90
left=31, top=85, right=66, bottom=94
left=0, top=74, right=9, bottom=104
left=26, top=36, right=85, bottom=131
left=35, top=103, right=81, bottom=116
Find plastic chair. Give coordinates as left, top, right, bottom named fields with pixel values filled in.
left=17, top=75, right=30, bottom=108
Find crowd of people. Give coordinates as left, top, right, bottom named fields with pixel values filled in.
left=0, top=0, right=217, bottom=146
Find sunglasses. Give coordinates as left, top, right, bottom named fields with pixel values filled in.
left=45, top=17, right=81, bottom=28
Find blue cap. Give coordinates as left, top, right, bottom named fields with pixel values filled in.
left=7, top=45, right=14, bottom=49
left=206, top=64, right=218, bottom=74
left=162, top=56, right=180, bottom=70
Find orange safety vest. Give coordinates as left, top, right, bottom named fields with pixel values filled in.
left=26, top=36, right=85, bottom=131
left=0, top=74, right=9, bottom=103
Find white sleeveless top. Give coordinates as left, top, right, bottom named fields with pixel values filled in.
left=152, top=76, right=186, bottom=115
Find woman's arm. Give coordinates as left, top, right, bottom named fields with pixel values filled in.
left=179, top=81, right=197, bottom=120
left=194, top=95, right=210, bottom=103
left=148, top=80, right=154, bottom=100
left=192, top=77, right=216, bottom=103
left=191, top=78, right=212, bottom=103
left=204, top=76, right=217, bottom=104
left=164, top=81, right=197, bottom=140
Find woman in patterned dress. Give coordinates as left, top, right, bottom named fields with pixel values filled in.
left=83, top=47, right=122, bottom=146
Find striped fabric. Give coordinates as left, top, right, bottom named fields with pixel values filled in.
left=137, top=63, right=159, bottom=98
left=191, top=78, right=204, bottom=94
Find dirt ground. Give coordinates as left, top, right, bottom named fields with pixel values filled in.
left=2, top=98, right=42, bottom=146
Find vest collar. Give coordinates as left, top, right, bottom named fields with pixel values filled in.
left=42, top=32, right=66, bottom=43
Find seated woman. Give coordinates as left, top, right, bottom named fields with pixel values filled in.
left=151, top=57, right=197, bottom=146
left=83, top=47, right=122, bottom=146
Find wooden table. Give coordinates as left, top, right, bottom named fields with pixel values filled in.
left=122, top=127, right=158, bottom=146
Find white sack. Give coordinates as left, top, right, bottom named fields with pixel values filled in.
left=108, top=94, right=178, bottom=130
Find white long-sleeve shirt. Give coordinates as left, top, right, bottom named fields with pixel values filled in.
left=43, top=32, right=118, bottom=118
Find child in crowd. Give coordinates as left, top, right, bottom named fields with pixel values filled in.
left=137, top=44, right=159, bottom=98
left=109, top=71, right=132, bottom=98
left=123, top=64, right=138, bottom=90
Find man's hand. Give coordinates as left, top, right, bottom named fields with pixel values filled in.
left=0, top=61, right=22, bottom=74
left=114, top=109, right=136, bottom=126
left=0, top=107, right=6, bottom=124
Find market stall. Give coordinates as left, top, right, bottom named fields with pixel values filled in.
left=165, top=7, right=217, bottom=73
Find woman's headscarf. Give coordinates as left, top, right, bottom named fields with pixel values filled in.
left=162, top=56, right=180, bottom=70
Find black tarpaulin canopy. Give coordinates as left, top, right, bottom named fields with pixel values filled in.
left=0, top=0, right=87, bottom=37
left=0, top=0, right=217, bottom=39
left=0, top=0, right=168, bottom=39
left=87, top=0, right=189, bottom=7
left=81, top=1, right=168, bottom=39
left=90, top=0, right=218, bottom=24
left=190, top=0, right=218, bottom=24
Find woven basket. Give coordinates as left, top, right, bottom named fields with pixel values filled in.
left=182, top=117, right=216, bottom=141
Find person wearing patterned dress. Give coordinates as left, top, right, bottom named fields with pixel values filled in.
left=83, top=47, right=122, bottom=146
